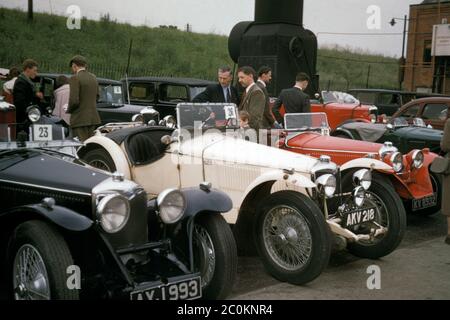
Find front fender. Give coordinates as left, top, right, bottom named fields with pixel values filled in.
left=340, top=158, right=393, bottom=172
left=242, top=169, right=316, bottom=201
left=180, top=187, right=233, bottom=218
left=79, top=135, right=131, bottom=179
left=0, top=203, right=94, bottom=232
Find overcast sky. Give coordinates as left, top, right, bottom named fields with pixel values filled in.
left=0, top=0, right=421, bottom=57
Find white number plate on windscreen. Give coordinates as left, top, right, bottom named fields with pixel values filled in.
left=33, top=124, right=53, bottom=141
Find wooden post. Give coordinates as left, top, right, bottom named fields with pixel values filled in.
left=366, top=65, right=371, bottom=89
left=28, top=0, right=33, bottom=21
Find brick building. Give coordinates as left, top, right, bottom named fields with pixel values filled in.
left=404, top=0, right=450, bottom=94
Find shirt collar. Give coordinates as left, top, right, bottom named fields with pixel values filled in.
left=77, top=68, right=86, bottom=74
left=294, top=85, right=303, bottom=91
left=257, top=79, right=266, bottom=87
left=246, top=82, right=256, bottom=93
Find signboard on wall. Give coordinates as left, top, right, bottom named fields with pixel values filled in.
left=432, top=24, right=450, bottom=56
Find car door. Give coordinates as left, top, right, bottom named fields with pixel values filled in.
left=395, top=103, right=421, bottom=125
left=421, top=102, right=449, bottom=130
left=157, top=84, right=189, bottom=118
left=126, top=81, right=156, bottom=107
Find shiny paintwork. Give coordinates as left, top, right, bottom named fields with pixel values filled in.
left=280, top=130, right=438, bottom=202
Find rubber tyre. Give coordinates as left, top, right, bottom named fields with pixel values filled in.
left=347, top=176, right=406, bottom=259
left=8, top=220, right=78, bottom=300
left=255, top=191, right=331, bottom=285
left=194, top=214, right=237, bottom=300
left=82, top=148, right=116, bottom=172
left=409, top=171, right=442, bottom=216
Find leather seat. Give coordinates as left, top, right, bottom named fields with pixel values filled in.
left=127, top=134, right=161, bottom=165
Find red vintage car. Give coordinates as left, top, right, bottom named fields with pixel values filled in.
left=276, top=112, right=440, bottom=215
left=311, top=91, right=378, bottom=130
left=272, top=91, right=378, bottom=130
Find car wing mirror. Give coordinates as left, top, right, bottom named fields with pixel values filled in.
left=386, top=123, right=394, bottom=130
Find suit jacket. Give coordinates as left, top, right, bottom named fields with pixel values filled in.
left=193, top=84, right=240, bottom=105
left=68, top=70, right=101, bottom=128
left=13, top=74, right=40, bottom=124
left=272, top=87, right=311, bottom=125
left=441, top=118, right=450, bottom=215
left=239, top=83, right=265, bottom=131
left=256, top=81, right=275, bottom=129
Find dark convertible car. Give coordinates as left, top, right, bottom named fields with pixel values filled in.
left=334, top=117, right=443, bottom=154
left=0, top=103, right=237, bottom=300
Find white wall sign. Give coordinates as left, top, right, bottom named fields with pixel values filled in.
left=432, top=24, right=450, bottom=56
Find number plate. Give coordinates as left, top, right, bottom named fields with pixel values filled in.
left=130, top=276, right=201, bottom=300
left=32, top=124, right=53, bottom=141
left=344, top=207, right=377, bottom=228
left=412, top=194, right=437, bottom=211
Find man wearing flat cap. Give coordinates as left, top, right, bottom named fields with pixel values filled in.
left=67, top=55, right=101, bottom=141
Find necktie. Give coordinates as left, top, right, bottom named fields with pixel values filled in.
left=226, top=87, right=232, bottom=103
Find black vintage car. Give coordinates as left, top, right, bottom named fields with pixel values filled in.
left=122, top=77, right=215, bottom=118
left=0, top=103, right=237, bottom=300
left=34, top=74, right=147, bottom=125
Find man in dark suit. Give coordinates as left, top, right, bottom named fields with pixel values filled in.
left=238, top=66, right=265, bottom=131
left=13, top=59, right=44, bottom=128
left=67, top=55, right=101, bottom=141
left=272, top=72, right=311, bottom=127
left=256, top=66, right=275, bottom=129
left=193, top=66, right=240, bottom=105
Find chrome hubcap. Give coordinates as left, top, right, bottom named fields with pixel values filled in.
left=13, top=244, right=51, bottom=300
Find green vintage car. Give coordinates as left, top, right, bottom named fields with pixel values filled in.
left=334, top=117, right=443, bottom=154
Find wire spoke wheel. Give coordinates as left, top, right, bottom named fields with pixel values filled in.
left=88, top=159, right=113, bottom=172
left=13, top=244, right=51, bottom=300
left=194, top=224, right=216, bottom=289
left=263, top=205, right=313, bottom=271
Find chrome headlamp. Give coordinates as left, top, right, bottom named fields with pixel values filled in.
left=157, top=189, right=186, bottom=224
left=315, top=174, right=337, bottom=198
left=96, top=194, right=130, bottom=233
left=411, top=150, right=424, bottom=169
left=379, top=141, right=398, bottom=158
left=353, top=169, right=372, bottom=191
left=27, top=106, right=41, bottom=123
left=353, top=186, right=366, bottom=207
left=390, top=152, right=404, bottom=173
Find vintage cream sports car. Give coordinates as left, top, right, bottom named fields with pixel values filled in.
left=78, top=103, right=405, bottom=285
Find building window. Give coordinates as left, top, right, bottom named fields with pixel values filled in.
left=423, top=40, right=432, bottom=64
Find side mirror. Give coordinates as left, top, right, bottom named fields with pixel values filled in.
left=386, top=123, right=394, bottom=130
